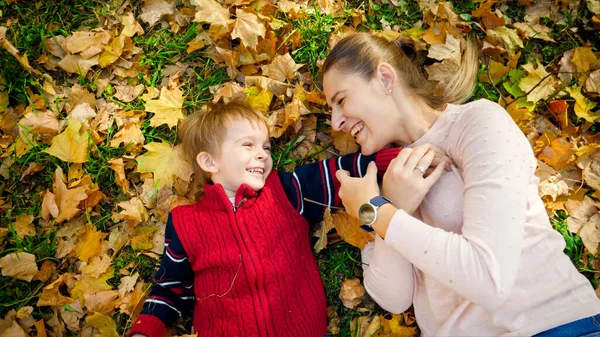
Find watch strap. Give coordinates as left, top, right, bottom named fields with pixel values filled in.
left=370, top=195, right=392, bottom=207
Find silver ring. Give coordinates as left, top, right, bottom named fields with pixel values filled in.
left=415, top=165, right=426, bottom=175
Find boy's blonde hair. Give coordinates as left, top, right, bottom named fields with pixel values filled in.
left=179, top=102, right=267, bottom=185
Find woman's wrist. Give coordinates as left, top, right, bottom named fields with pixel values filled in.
left=370, top=203, right=397, bottom=239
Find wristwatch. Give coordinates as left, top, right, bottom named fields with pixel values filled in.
left=358, top=196, right=392, bottom=232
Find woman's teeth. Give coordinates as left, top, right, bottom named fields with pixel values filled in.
left=350, top=123, right=364, bottom=138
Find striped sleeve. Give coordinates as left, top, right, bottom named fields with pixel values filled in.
left=278, top=147, right=401, bottom=225
left=128, top=214, right=195, bottom=337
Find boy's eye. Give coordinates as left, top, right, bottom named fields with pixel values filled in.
left=243, top=143, right=252, bottom=148
left=263, top=146, right=271, bottom=152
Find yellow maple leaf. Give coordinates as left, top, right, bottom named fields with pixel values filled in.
left=261, top=53, right=304, bottom=82
left=109, top=123, right=145, bottom=148
left=75, top=223, right=106, bottom=262
left=191, top=0, right=230, bottom=28
left=13, top=213, right=35, bottom=239
left=99, top=35, right=125, bottom=68
left=231, top=8, right=266, bottom=50
left=145, top=86, right=185, bottom=128
left=571, top=47, right=598, bottom=73
left=566, top=85, right=599, bottom=122
left=85, top=312, right=119, bottom=337
left=136, top=142, right=194, bottom=188
left=44, top=119, right=89, bottom=163
left=245, top=86, right=273, bottom=113
left=377, top=314, right=417, bottom=337
left=52, top=167, right=89, bottom=223
left=331, top=210, right=374, bottom=249
left=519, top=60, right=558, bottom=103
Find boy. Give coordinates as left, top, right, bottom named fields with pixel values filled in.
left=128, top=102, right=401, bottom=337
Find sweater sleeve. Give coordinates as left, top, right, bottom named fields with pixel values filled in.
left=383, top=102, right=534, bottom=310
left=128, top=214, right=195, bottom=337
left=278, top=147, right=401, bottom=225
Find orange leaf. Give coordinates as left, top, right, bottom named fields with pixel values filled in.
left=75, top=223, right=106, bottom=262
left=547, top=100, right=569, bottom=128
left=331, top=210, right=374, bottom=249
left=52, top=167, right=88, bottom=223
left=12, top=213, right=35, bottom=239
left=538, top=137, right=575, bottom=170
left=314, top=208, right=335, bottom=253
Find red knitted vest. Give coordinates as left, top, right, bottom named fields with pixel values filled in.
left=171, top=173, right=327, bottom=337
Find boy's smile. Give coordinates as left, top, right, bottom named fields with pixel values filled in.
left=207, top=119, right=273, bottom=197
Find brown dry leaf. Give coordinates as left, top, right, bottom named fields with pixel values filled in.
left=75, top=224, right=107, bottom=263
left=144, top=86, right=185, bottom=128
left=114, top=84, right=145, bottom=103
left=16, top=306, right=33, bottom=320
left=99, top=35, right=126, bottom=68
left=136, top=142, right=193, bottom=189
left=586, top=69, right=600, bottom=93
left=0, top=252, right=38, bottom=282
left=0, top=318, right=27, bottom=337
left=82, top=254, right=112, bottom=278
left=37, top=274, right=73, bottom=307
left=0, top=33, right=42, bottom=75
left=349, top=316, right=371, bottom=337
left=109, top=123, right=145, bottom=148
left=139, top=0, right=175, bottom=26
left=267, top=97, right=306, bottom=138
left=332, top=210, right=374, bottom=249
left=565, top=196, right=598, bottom=233
left=117, top=280, right=148, bottom=316
left=40, top=191, right=59, bottom=220
left=12, top=213, right=35, bottom=239
left=339, top=278, right=365, bottom=309
left=108, top=158, right=130, bottom=194
left=192, top=0, right=231, bottom=29
left=579, top=213, right=600, bottom=254
left=34, top=260, right=56, bottom=282
left=20, top=162, right=45, bottom=181
left=332, top=129, right=360, bottom=155
left=513, top=21, right=555, bottom=42
left=84, top=312, right=119, bottom=337
left=486, top=26, right=524, bottom=56
left=63, top=29, right=110, bottom=55
left=261, top=53, right=303, bottom=82
left=122, top=12, right=144, bottom=37
left=566, top=85, right=599, bottom=123
left=69, top=103, right=96, bottom=122
left=519, top=60, right=559, bottom=103
left=314, top=208, right=335, bottom=253
left=84, top=290, right=119, bottom=315
left=44, top=119, right=89, bottom=163
left=584, top=157, right=600, bottom=191
left=113, top=197, right=148, bottom=228
left=58, top=54, right=99, bottom=76
left=231, top=8, right=266, bottom=50
left=52, top=167, right=89, bottom=223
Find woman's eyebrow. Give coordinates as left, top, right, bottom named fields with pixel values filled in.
left=329, top=90, right=347, bottom=105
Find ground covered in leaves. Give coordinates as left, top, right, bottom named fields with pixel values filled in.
left=1, top=0, right=600, bottom=336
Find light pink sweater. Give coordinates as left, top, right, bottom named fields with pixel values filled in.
left=361, top=99, right=600, bottom=336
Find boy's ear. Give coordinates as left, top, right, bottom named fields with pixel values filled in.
left=196, top=152, right=219, bottom=173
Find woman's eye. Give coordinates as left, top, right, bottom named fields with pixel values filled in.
left=337, top=97, right=345, bottom=106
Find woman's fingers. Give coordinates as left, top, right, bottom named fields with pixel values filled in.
left=404, top=145, right=430, bottom=171
left=424, top=160, right=445, bottom=184
left=415, top=150, right=435, bottom=177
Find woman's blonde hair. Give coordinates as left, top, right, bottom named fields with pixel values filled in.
left=322, top=32, right=479, bottom=109
left=179, top=102, right=266, bottom=185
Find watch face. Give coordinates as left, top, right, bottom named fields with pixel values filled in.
left=358, top=204, right=376, bottom=224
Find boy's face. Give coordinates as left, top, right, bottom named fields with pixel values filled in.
left=208, top=118, right=273, bottom=197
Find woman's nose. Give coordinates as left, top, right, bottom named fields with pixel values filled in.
left=331, top=108, right=346, bottom=132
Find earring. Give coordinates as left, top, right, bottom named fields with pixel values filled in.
left=388, top=89, right=392, bottom=94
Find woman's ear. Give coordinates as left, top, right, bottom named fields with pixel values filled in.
left=196, top=152, right=219, bottom=173
left=376, top=62, right=397, bottom=93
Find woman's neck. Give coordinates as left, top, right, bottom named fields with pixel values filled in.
left=393, top=95, right=445, bottom=146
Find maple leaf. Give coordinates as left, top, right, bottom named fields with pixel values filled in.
left=314, top=208, right=335, bottom=253
left=513, top=21, right=555, bottom=42
left=75, top=223, right=107, bottom=262
left=139, top=0, right=175, bottom=26
left=44, top=119, right=89, bottom=163
left=537, top=136, right=575, bottom=170
left=261, top=53, right=303, bottom=82
left=267, top=97, right=306, bottom=138
left=144, top=86, right=185, bottom=128
left=192, top=0, right=231, bottom=29
left=136, top=142, right=194, bottom=188
left=85, top=312, right=119, bottom=337
left=113, top=197, right=149, bottom=229
left=0, top=28, right=42, bottom=75
left=376, top=314, right=417, bottom=337
left=0, top=317, right=27, bottom=337
left=12, top=213, right=35, bottom=239
left=84, top=290, right=119, bottom=315
left=338, top=278, right=365, bottom=309
left=583, top=157, right=600, bottom=191
left=332, top=130, right=360, bottom=155
left=579, top=214, right=600, bottom=254
left=244, top=86, right=273, bottom=113
left=109, top=123, right=145, bottom=148
left=63, top=29, right=110, bottom=55
left=82, top=253, right=112, bottom=278
left=566, top=85, right=599, bottom=122
left=37, top=274, right=73, bottom=307
left=231, top=8, right=266, bottom=50
left=52, top=167, right=89, bottom=223
left=121, top=12, right=145, bottom=37
left=331, top=210, right=374, bottom=249
left=571, top=47, right=598, bottom=73
left=586, top=69, right=600, bottom=93
left=99, top=35, right=125, bottom=68
left=0, top=252, right=38, bottom=282
left=519, top=60, right=558, bottom=103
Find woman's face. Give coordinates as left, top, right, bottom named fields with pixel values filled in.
left=323, top=66, right=401, bottom=155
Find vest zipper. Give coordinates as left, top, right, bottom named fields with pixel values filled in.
left=232, top=197, right=247, bottom=212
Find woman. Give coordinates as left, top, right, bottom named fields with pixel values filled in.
left=323, top=32, right=600, bottom=336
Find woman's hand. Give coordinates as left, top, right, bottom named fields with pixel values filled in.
left=383, top=145, right=446, bottom=215
left=335, top=161, right=380, bottom=219
left=424, top=143, right=454, bottom=173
